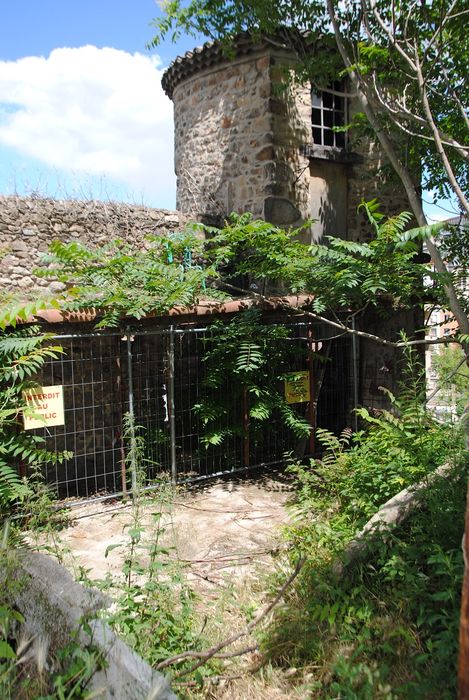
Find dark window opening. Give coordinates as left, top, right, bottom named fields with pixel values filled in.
left=311, top=81, right=346, bottom=149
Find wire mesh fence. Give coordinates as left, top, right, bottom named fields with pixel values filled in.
left=30, top=316, right=354, bottom=501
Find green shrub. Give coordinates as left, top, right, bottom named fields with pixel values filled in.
left=264, top=346, right=468, bottom=698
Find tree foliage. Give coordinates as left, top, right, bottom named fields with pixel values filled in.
left=0, top=322, right=69, bottom=511
left=37, top=206, right=431, bottom=329
left=194, top=308, right=311, bottom=450
left=152, top=0, right=469, bottom=340
left=432, top=345, right=469, bottom=416
left=36, top=231, right=224, bottom=328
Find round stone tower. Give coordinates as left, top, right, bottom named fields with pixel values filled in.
left=162, top=34, right=311, bottom=227
left=162, top=33, right=413, bottom=242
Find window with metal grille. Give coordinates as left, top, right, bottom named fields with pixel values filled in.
left=311, top=82, right=346, bottom=149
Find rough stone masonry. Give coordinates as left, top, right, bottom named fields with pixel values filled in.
left=0, top=195, right=187, bottom=292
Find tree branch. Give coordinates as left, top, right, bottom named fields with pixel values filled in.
left=441, top=67, right=469, bottom=132
left=368, top=0, right=417, bottom=72
left=426, top=355, right=467, bottom=403
left=155, top=643, right=259, bottom=670
left=414, top=50, right=469, bottom=215
left=424, top=0, right=459, bottom=57
left=220, top=283, right=464, bottom=350
left=155, top=557, right=305, bottom=677
left=327, top=0, right=469, bottom=341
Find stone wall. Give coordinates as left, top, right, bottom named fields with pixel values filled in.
left=344, top=95, right=416, bottom=243
left=172, top=49, right=276, bottom=221
left=267, top=68, right=311, bottom=228
left=0, top=195, right=187, bottom=292
left=170, top=46, right=316, bottom=227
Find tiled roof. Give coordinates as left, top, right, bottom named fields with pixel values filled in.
left=28, top=295, right=314, bottom=326
left=161, top=31, right=301, bottom=98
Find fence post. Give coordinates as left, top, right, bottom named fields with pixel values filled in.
left=242, top=386, right=250, bottom=468
left=125, top=331, right=138, bottom=494
left=168, top=325, right=178, bottom=483
left=116, top=351, right=127, bottom=498
left=307, top=325, right=316, bottom=455
left=351, top=317, right=360, bottom=432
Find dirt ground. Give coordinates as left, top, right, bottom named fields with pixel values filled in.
left=54, top=471, right=295, bottom=591
left=38, top=471, right=307, bottom=699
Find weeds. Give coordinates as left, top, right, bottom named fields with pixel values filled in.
left=263, top=347, right=468, bottom=698
left=0, top=536, right=103, bottom=700
left=95, top=413, right=207, bottom=674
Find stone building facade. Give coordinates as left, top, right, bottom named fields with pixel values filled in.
left=161, top=34, right=423, bottom=412
left=162, top=33, right=411, bottom=242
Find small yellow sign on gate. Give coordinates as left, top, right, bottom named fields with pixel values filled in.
left=23, top=386, right=65, bottom=430
left=284, top=371, right=311, bottom=404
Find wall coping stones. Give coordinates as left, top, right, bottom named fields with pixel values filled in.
left=1, top=549, right=178, bottom=700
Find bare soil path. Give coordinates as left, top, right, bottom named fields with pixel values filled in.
left=41, top=471, right=304, bottom=699
left=53, top=471, right=295, bottom=589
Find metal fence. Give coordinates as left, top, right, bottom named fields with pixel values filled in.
left=32, top=317, right=354, bottom=501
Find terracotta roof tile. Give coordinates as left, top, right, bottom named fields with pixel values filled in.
left=161, top=31, right=302, bottom=98
left=31, top=295, right=313, bottom=326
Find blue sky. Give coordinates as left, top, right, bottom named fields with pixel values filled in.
left=0, top=1, right=457, bottom=219
left=0, top=0, right=200, bottom=209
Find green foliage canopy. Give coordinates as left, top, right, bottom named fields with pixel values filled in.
left=37, top=206, right=430, bottom=326
left=152, top=0, right=468, bottom=208
left=0, top=324, right=69, bottom=510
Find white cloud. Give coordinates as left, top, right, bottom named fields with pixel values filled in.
left=0, top=46, right=175, bottom=206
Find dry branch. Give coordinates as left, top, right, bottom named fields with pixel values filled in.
left=155, top=557, right=305, bottom=674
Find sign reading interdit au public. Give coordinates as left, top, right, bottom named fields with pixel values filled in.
left=23, top=386, right=65, bottom=430
left=284, top=371, right=311, bottom=404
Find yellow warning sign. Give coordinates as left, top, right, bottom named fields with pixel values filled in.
left=23, top=386, right=65, bottom=430
left=284, top=371, right=311, bottom=404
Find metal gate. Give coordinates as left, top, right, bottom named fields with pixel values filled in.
left=33, top=318, right=354, bottom=501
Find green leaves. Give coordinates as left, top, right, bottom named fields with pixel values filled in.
left=198, top=205, right=429, bottom=315
left=0, top=296, right=60, bottom=331
left=36, top=231, right=221, bottom=328
left=0, top=324, right=68, bottom=511
left=28, top=202, right=448, bottom=331
left=195, top=309, right=311, bottom=450
left=235, top=342, right=264, bottom=374
left=292, top=345, right=461, bottom=530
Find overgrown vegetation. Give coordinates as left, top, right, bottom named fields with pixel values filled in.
left=194, top=308, right=310, bottom=451
left=36, top=231, right=223, bottom=328
left=36, top=206, right=431, bottom=323
left=94, top=414, right=206, bottom=674
left=0, top=308, right=70, bottom=517
left=262, top=349, right=467, bottom=698
left=0, top=535, right=103, bottom=700
left=0, top=199, right=466, bottom=696
left=432, top=345, right=469, bottom=417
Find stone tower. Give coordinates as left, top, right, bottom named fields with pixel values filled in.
left=162, top=33, right=410, bottom=241
left=162, top=34, right=423, bottom=411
